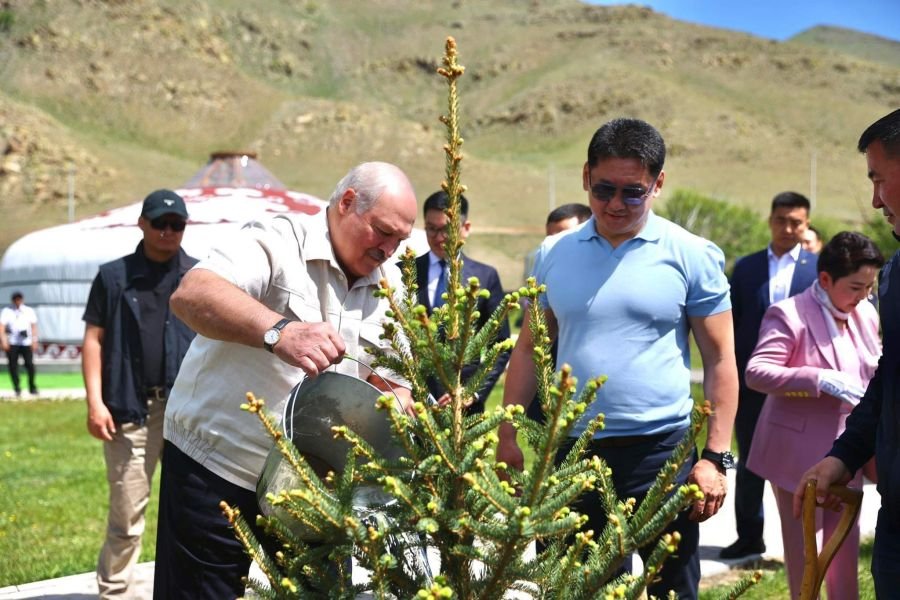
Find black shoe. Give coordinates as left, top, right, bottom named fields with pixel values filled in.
left=719, top=537, right=766, bottom=559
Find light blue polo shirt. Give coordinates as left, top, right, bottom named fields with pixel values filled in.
left=533, top=211, right=730, bottom=438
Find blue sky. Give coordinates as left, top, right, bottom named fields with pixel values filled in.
left=589, top=0, right=900, bottom=43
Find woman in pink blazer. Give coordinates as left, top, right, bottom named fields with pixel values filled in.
left=745, top=231, right=884, bottom=600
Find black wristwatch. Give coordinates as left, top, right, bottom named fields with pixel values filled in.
left=263, top=318, right=293, bottom=353
left=700, top=448, right=736, bottom=472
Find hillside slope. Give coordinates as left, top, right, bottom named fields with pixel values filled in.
left=1, top=0, right=898, bottom=284
left=790, top=25, right=900, bottom=68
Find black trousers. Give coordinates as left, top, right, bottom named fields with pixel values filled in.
left=154, top=441, right=272, bottom=600
left=733, top=387, right=766, bottom=542
left=872, top=508, right=900, bottom=597
left=6, top=345, right=36, bottom=393
left=555, top=429, right=700, bottom=599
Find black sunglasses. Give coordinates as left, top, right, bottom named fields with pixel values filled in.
left=588, top=172, right=656, bottom=206
left=149, top=217, right=186, bottom=232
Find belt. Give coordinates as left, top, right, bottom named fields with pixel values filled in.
left=145, top=386, right=168, bottom=401
left=593, top=434, right=660, bottom=448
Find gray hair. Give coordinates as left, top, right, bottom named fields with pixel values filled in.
left=328, top=162, right=411, bottom=214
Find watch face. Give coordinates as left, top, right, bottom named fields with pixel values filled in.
left=721, top=451, right=736, bottom=470
left=264, top=328, right=281, bottom=346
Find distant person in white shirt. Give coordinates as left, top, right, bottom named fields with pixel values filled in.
left=0, top=291, right=39, bottom=397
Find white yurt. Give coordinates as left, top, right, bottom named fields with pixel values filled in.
left=0, top=152, right=426, bottom=360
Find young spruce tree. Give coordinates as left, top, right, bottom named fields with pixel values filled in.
left=223, top=37, right=759, bottom=600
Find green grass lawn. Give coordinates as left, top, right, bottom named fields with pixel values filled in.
left=0, top=370, right=84, bottom=392
left=0, top=399, right=159, bottom=586
left=699, top=536, right=876, bottom=599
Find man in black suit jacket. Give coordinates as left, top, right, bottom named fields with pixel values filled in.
left=722, top=191, right=818, bottom=559
left=414, top=191, right=510, bottom=414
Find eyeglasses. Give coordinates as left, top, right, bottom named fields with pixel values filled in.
left=425, top=225, right=450, bottom=237
left=588, top=172, right=657, bottom=206
left=149, top=217, right=187, bottom=232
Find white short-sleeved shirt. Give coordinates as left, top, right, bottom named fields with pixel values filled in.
left=1, top=304, right=37, bottom=346
left=164, top=211, right=407, bottom=491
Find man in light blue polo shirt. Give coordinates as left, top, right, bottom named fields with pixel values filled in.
left=498, top=117, right=738, bottom=599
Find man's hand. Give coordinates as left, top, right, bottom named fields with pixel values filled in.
left=87, top=401, right=116, bottom=441
left=435, top=392, right=475, bottom=409
left=496, top=422, right=525, bottom=477
left=274, top=322, right=346, bottom=376
left=397, top=390, right=417, bottom=418
left=792, top=456, right=852, bottom=518
left=366, top=374, right=417, bottom=418
left=687, top=459, right=727, bottom=522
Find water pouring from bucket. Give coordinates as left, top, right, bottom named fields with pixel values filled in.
left=256, top=359, right=406, bottom=538
left=252, top=357, right=434, bottom=582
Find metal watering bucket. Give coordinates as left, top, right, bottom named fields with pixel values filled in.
left=255, top=370, right=406, bottom=540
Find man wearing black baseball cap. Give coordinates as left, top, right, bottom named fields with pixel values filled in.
left=82, top=188, right=197, bottom=598
left=141, top=188, right=189, bottom=220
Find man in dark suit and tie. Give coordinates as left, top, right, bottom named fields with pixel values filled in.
left=721, top=191, right=818, bottom=559
left=414, top=190, right=511, bottom=414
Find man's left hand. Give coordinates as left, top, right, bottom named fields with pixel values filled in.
left=687, top=459, right=727, bottom=522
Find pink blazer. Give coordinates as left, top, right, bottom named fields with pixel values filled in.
left=744, top=286, right=880, bottom=491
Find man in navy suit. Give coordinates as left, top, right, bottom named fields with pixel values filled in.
left=722, top=191, right=818, bottom=559
left=414, top=191, right=511, bottom=414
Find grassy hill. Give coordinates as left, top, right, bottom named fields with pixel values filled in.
left=790, top=25, right=900, bottom=68
left=1, top=0, right=898, bottom=286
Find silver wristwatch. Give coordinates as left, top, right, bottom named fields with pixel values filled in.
left=263, top=318, right=292, bottom=353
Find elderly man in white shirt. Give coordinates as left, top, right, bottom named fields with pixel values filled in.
left=153, top=161, right=418, bottom=600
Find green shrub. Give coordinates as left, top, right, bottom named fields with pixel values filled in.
left=660, top=189, right=769, bottom=271
left=863, top=214, right=899, bottom=260
left=807, top=215, right=850, bottom=247
left=0, top=10, right=12, bottom=33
